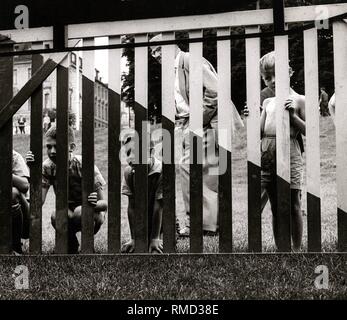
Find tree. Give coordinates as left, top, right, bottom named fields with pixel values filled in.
left=121, top=0, right=342, bottom=121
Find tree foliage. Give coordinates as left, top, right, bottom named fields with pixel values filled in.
left=121, top=0, right=343, bottom=122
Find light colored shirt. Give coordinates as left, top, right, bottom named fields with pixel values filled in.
left=328, top=93, right=336, bottom=125
left=42, top=154, right=106, bottom=207
left=13, top=150, right=29, bottom=178
left=121, top=157, right=162, bottom=199
left=174, top=51, right=190, bottom=119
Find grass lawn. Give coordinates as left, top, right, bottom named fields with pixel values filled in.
left=1, top=116, right=345, bottom=299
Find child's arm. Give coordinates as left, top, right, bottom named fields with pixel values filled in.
left=260, top=100, right=268, bottom=138
left=328, top=93, right=336, bottom=125
left=26, top=150, right=50, bottom=206
left=121, top=197, right=135, bottom=253
left=285, top=96, right=306, bottom=136
left=12, top=174, right=29, bottom=194
left=88, top=189, right=108, bottom=212
left=149, top=199, right=163, bottom=253
left=42, top=186, right=49, bottom=205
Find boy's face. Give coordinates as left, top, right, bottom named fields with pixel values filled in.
left=46, top=137, right=75, bottom=164
left=46, top=137, right=57, bottom=163
left=262, top=71, right=276, bottom=94
left=150, top=45, right=161, bottom=64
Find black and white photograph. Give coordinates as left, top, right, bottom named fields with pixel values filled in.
left=0, top=0, right=346, bottom=308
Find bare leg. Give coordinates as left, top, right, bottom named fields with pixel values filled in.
left=265, top=185, right=280, bottom=250
left=12, top=187, right=23, bottom=253
left=291, top=189, right=303, bottom=252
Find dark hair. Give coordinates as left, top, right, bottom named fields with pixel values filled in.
left=45, top=124, right=75, bottom=143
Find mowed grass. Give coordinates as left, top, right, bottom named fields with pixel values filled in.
left=2, top=117, right=345, bottom=299
left=0, top=254, right=346, bottom=299
left=11, top=117, right=339, bottom=253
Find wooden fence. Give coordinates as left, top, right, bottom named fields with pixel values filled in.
left=0, top=3, right=347, bottom=254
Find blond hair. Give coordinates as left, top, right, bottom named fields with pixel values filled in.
left=260, top=51, right=275, bottom=76
left=260, top=51, right=293, bottom=77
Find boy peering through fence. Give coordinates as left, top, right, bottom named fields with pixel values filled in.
left=11, top=150, right=30, bottom=254
left=121, top=134, right=164, bottom=253
left=26, top=125, right=107, bottom=253
left=245, top=51, right=306, bottom=252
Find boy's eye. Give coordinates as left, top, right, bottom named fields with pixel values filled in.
left=46, top=145, right=52, bottom=150
left=126, top=149, right=132, bottom=157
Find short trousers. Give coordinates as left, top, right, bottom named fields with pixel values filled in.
left=261, top=136, right=303, bottom=190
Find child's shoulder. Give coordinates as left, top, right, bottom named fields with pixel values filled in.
left=124, top=165, right=134, bottom=178
left=294, top=94, right=305, bottom=109
left=42, top=157, right=54, bottom=168
left=149, top=158, right=162, bottom=176
left=72, top=154, right=82, bottom=164
left=263, top=97, right=274, bottom=109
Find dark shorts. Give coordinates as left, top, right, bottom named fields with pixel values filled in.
left=261, top=137, right=303, bottom=190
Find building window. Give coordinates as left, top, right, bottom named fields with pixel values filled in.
left=13, top=69, right=17, bottom=85
left=69, top=89, right=73, bottom=109
left=71, top=53, right=76, bottom=64
left=44, top=93, right=50, bottom=109
left=28, top=68, right=31, bottom=79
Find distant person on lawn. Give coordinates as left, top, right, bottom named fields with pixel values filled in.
left=121, top=134, right=164, bottom=254
left=43, top=113, right=51, bottom=133
left=26, top=125, right=107, bottom=253
left=18, top=115, right=26, bottom=134
left=319, top=87, right=330, bottom=117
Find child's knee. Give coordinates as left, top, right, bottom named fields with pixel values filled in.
left=69, top=207, right=82, bottom=220
left=12, top=187, right=21, bottom=204
left=94, top=212, right=105, bottom=234
left=51, top=211, right=56, bottom=228
left=291, top=190, right=302, bottom=214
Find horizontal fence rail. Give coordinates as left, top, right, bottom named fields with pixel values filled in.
left=0, top=4, right=346, bottom=255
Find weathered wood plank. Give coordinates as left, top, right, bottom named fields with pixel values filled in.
left=0, top=51, right=71, bottom=130
left=217, top=27, right=233, bottom=253
left=81, top=38, right=95, bottom=254
left=304, top=28, right=321, bottom=252
left=245, top=26, right=262, bottom=252
left=161, top=32, right=176, bottom=253
left=29, top=43, right=44, bottom=254
left=134, top=34, right=149, bottom=253
left=189, top=30, right=203, bottom=253
left=108, top=36, right=122, bottom=253
left=67, top=4, right=347, bottom=39
left=333, top=21, right=347, bottom=252
left=275, top=34, right=291, bottom=252
left=55, top=57, right=69, bottom=254
left=0, top=40, right=13, bottom=254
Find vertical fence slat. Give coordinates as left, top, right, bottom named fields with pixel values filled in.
left=333, top=21, right=347, bottom=252
left=189, top=30, right=203, bottom=253
left=304, top=28, right=321, bottom=252
left=108, top=36, right=122, bottom=253
left=161, top=32, right=176, bottom=253
left=134, top=34, right=149, bottom=253
left=81, top=38, right=95, bottom=254
left=217, top=28, right=233, bottom=253
left=29, top=42, right=44, bottom=254
left=245, top=26, right=262, bottom=252
left=274, top=34, right=291, bottom=252
left=0, top=40, right=13, bottom=254
left=56, top=56, right=69, bottom=254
